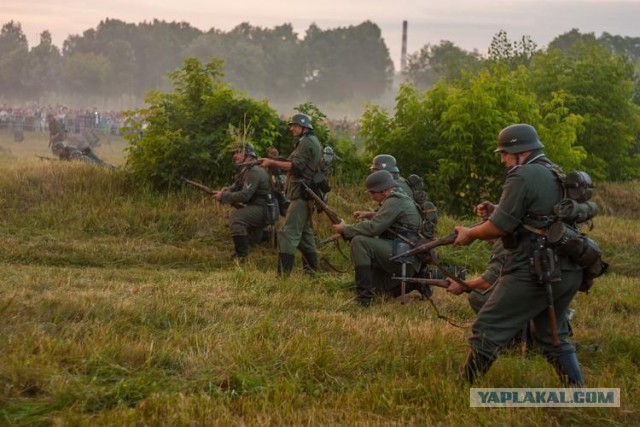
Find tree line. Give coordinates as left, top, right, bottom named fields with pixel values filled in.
left=123, top=29, right=640, bottom=217
left=0, top=19, right=393, bottom=108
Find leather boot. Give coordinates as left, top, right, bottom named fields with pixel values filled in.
left=277, top=253, right=295, bottom=276
left=462, top=348, right=494, bottom=384
left=232, top=235, right=249, bottom=259
left=549, top=352, right=585, bottom=387
left=301, top=252, right=318, bottom=274
left=354, top=266, right=375, bottom=307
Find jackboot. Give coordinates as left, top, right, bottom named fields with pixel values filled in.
left=277, top=252, right=295, bottom=276
left=354, top=266, right=375, bottom=307
left=231, top=235, right=249, bottom=259
left=462, top=348, right=494, bottom=384
left=548, top=352, right=585, bottom=387
left=301, top=251, right=318, bottom=274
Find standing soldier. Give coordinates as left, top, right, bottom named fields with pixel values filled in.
left=259, top=113, right=322, bottom=274
left=453, top=124, right=584, bottom=386
left=332, top=170, right=422, bottom=306
left=214, top=143, right=272, bottom=260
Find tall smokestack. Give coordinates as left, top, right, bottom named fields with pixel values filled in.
left=400, top=20, right=408, bottom=73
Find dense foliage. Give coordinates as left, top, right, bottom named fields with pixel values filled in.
left=123, top=58, right=366, bottom=189
left=362, top=30, right=640, bottom=215
left=123, top=58, right=288, bottom=188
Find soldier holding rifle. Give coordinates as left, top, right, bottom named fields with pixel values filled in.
left=332, top=170, right=422, bottom=306
left=452, top=124, right=584, bottom=386
left=259, top=113, right=322, bottom=275
left=213, top=143, right=271, bottom=260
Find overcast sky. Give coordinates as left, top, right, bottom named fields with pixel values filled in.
left=3, top=0, right=640, bottom=69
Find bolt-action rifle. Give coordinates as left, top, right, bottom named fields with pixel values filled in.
left=390, top=276, right=469, bottom=291
left=180, top=177, right=243, bottom=209
left=180, top=177, right=217, bottom=195
left=236, top=159, right=263, bottom=168
left=300, top=181, right=341, bottom=225
left=388, top=231, right=458, bottom=262
left=389, top=220, right=486, bottom=262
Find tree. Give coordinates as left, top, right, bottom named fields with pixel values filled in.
left=361, top=64, right=586, bottom=215
left=61, top=52, right=113, bottom=96
left=186, top=23, right=303, bottom=103
left=487, top=30, right=538, bottom=69
left=124, top=58, right=289, bottom=188
left=530, top=37, right=640, bottom=180
left=405, top=41, right=482, bottom=90
left=22, top=31, right=62, bottom=98
left=0, top=21, right=29, bottom=98
left=301, top=21, right=393, bottom=102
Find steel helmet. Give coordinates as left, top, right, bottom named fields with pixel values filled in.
left=495, top=124, right=544, bottom=153
left=365, top=170, right=397, bottom=193
left=288, top=113, right=313, bottom=130
left=234, top=143, right=257, bottom=158
left=370, top=154, right=399, bottom=173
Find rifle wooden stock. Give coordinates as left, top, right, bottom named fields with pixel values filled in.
left=300, top=181, right=341, bottom=224
left=546, top=282, right=560, bottom=346
left=391, top=277, right=450, bottom=289
left=180, top=177, right=217, bottom=195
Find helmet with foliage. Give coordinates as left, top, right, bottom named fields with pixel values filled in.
left=495, top=124, right=544, bottom=154
left=288, top=113, right=313, bottom=130
left=370, top=154, right=399, bottom=173
left=365, top=170, right=397, bottom=193
left=234, top=143, right=257, bottom=158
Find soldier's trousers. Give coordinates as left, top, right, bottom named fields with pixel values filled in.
left=350, top=235, right=420, bottom=292
left=230, top=204, right=266, bottom=239
left=278, top=198, right=316, bottom=255
left=469, top=267, right=583, bottom=361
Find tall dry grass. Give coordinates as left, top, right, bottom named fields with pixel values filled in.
left=0, top=136, right=638, bottom=425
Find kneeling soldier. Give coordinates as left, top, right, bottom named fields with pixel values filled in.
left=332, top=170, right=422, bottom=306
left=214, top=143, right=272, bottom=259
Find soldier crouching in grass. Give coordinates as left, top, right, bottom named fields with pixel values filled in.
left=332, top=170, right=422, bottom=306
left=452, top=124, right=584, bottom=386
left=214, top=143, right=272, bottom=260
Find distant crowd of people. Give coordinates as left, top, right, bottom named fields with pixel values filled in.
left=0, top=103, right=127, bottom=136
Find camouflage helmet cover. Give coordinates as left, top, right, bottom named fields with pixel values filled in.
left=288, top=113, right=313, bottom=130
left=495, top=124, right=544, bottom=154
left=370, top=154, right=399, bottom=173
left=365, top=170, right=397, bottom=193
left=234, top=142, right=257, bottom=158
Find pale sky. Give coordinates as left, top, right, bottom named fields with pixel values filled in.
left=3, top=0, right=640, bottom=70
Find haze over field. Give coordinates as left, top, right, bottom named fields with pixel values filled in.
left=4, top=0, right=640, bottom=69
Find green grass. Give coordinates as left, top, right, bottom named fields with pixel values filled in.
left=1, top=132, right=639, bottom=425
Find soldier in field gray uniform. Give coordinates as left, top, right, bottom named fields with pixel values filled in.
left=333, top=170, right=422, bottom=306
left=453, top=124, right=584, bottom=386
left=259, top=113, right=322, bottom=274
left=214, top=143, right=271, bottom=259
left=354, top=154, right=438, bottom=239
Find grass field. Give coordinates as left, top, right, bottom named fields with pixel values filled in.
left=1, top=130, right=639, bottom=426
